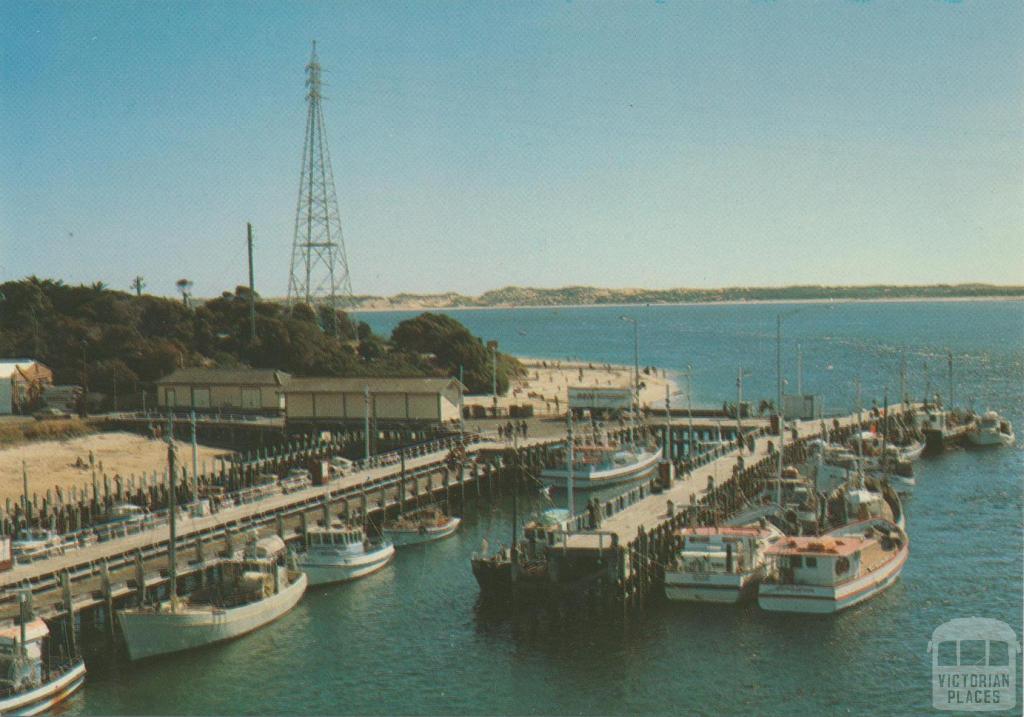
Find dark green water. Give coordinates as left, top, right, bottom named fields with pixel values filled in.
left=68, top=301, right=1023, bottom=715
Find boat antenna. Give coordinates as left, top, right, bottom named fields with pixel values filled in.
left=855, top=379, right=864, bottom=489
left=775, top=315, right=784, bottom=507
left=882, top=386, right=889, bottom=480
left=165, top=414, right=178, bottom=612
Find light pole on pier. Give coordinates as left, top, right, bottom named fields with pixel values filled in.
left=736, top=368, right=751, bottom=454
left=363, top=385, right=371, bottom=461
left=619, top=315, right=640, bottom=448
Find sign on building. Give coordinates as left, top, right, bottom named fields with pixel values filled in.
left=568, top=386, right=633, bottom=414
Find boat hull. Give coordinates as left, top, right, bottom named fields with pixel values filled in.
left=664, top=569, right=761, bottom=604
left=0, top=660, right=86, bottom=716
left=758, top=545, right=908, bottom=614
left=539, top=450, right=661, bottom=490
left=471, top=557, right=512, bottom=597
left=384, top=518, right=461, bottom=547
left=299, top=544, right=395, bottom=586
left=967, top=430, right=1015, bottom=448
left=117, top=573, right=308, bottom=661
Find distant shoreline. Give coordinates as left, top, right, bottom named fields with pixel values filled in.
left=352, top=294, right=1024, bottom=314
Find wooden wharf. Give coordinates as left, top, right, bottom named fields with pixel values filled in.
left=515, top=403, right=923, bottom=607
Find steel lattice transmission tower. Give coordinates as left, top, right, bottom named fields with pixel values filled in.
left=287, top=41, right=356, bottom=335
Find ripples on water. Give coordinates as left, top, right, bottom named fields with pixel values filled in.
left=70, top=301, right=1022, bottom=716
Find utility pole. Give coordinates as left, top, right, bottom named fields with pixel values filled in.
left=247, top=223, right=257, bottom=342
left=166, top=415, right=178, bottom=612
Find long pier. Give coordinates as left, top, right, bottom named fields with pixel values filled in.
left=0, top=431, right=564, bottom=625
left=516, top=403, right=922, bottom=606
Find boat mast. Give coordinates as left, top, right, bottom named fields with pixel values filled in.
left=166, top=415, right=178, bottom=612
left=566, top=411, right=575, bottom=522
left=736, top=367, right=744, bottom=454
left=947, top=351, right=954, bottom=408
left=900, top=350, right=907, bottom=406
left=776, top=315, right=784, bottom=506
left=855, top=379, right=864, bottom=487
left=882, top=386, right=889, bottom=477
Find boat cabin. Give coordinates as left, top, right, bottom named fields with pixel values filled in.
left=763, top=536, right=867, bottom=587
left=0, top=619, right=48, bottom=692
left=304, top=524, right=367, bottom=552
left=675, top=527, right=778, bottom=575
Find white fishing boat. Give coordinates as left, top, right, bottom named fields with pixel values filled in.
left=967, top=411, right=1015, bottom=447
left=117, top=534, right=307, bottom=661
left=118, top=426, right=306, bottom=661
left=0, top=619, right=86, bottom=716
left=758, top=518, right=908, bottom=614
left=382, top=507, right=461, bottom=547
left=296, top=523, right=395, bottom=586
left=539, top=443, right=661, bottom=491
left=758, top=467, right=821, bottom=535
left=664, top=523, right=784, bottom=604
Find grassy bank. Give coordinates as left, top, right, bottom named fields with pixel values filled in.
left=0, top=418, right=96, bottom=447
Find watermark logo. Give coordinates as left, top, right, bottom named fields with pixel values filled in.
left=929, top=618, right=1020, bottom=712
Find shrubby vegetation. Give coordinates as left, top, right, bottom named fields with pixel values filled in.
left=0, top=278, right=519, bottom=409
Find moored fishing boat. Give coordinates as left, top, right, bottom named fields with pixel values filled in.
left=117, top=534, right=307, bottom=661
left=117, top=422, right=307, bottom=661
left=295, top=523, right=395, bottom=586
left=382, top=507, right=461, bottom=547
left=664, top=523, right=784, bottom=604
left=0, top=618, right=85, bottom=715
left=967, top=411, right=1015, bottom=448
left=758, top=518, right=908, bottom=614
left=538, top=443, right=661, bottom=491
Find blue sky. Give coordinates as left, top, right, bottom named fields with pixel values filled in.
left=1, top=1, right=1022, bottom=298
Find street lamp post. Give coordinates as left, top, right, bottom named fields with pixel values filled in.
left=619, top=316, right=640, bottom=448
left=736, top=367, right=751, bottom=454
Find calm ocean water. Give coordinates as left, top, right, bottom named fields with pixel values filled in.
left=70, top=301, right=1023, bottom=716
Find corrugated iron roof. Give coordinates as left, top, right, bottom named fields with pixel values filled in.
left=283, top=376, right=464, bottom=394
left=155, top=368, right=291, bottom=386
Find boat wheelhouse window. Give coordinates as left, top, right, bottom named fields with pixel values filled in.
left=789, top=556, right=802, bottom=568
left=805, top=557, right=817, bottom=568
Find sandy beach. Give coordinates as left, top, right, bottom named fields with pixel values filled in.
left=0, top=432, right=224, bottom=506
left=464, top=356, right=678, bottom=416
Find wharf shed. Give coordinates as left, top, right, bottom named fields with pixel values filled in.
left=156, top=368, right=290, bottom=414
left=283, top=376, right=464, bottom=429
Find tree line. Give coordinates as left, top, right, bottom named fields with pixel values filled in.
left=0, top=278, right=521, bottom=411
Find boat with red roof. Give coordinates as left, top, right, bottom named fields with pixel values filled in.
left=757, top=518, right=908, bottom=614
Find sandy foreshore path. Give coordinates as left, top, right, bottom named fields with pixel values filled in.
left=463, top=356, right=679, bottom=416
left=0, top=432, right=224, bottom=505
